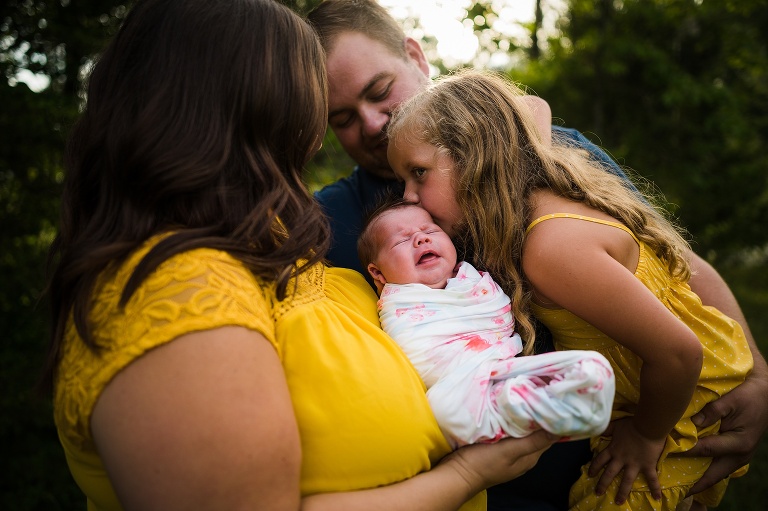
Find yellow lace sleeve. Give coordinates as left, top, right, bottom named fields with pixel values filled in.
left=54, top=244, right=275, bottom=448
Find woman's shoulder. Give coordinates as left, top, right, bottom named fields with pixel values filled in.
left=96, top=235, right=276, bottom=345
left=54, top=238, right=279, bottom=449
left=121, top=236, right=268, bottom=297
left=324, top=266, right=379, bottom=307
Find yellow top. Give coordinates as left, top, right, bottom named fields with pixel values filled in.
left=53, top=235, right=485, bottom=511
left=526, top=214, right=752, bottom=508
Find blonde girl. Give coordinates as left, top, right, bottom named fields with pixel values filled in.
left=386, top=69, right=753, bottom=511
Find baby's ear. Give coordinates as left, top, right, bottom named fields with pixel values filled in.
left=367, top=263, right=387, bottom=295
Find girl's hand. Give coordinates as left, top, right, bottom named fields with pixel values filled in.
left=588, top=418, right=665, bottom=505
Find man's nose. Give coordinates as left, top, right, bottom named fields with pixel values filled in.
left=360, top=106, right=390, bottom=138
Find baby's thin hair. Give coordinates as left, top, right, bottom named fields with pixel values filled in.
left=357, top=194, right=420, bottom=271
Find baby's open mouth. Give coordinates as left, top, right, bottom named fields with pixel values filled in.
left=417, top=251, right=439, bottom=265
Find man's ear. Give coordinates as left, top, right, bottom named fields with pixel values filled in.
left=367, top=263, right=388, bottom=295
left=404, top=37, right=430, bottom=78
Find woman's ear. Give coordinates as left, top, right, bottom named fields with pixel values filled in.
left=367, top=263, right=387, bottom=295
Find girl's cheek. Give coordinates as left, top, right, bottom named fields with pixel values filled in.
left=443, top=218, right=461, bottom=238
left=452, top=203, right=464, bottom=228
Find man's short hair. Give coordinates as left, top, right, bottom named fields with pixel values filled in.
left=307, top=0, right=408, bottom=59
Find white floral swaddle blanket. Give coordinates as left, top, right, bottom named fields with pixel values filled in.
left=379, top=262, right=615, bottom=447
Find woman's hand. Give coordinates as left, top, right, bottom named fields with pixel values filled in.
left=588, top=418, right=665, bottom=505
left=440, top=430, right=559, bottom=494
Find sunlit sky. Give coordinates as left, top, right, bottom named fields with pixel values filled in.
left=381, top=0, right=565, bottom=70
left=15, top=0, right=564, bottom=92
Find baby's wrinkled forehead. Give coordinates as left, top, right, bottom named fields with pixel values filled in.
left=374, top=205, right=429, bottom=235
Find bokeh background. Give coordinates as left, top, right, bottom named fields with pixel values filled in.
left=2, top=0, right=766, bottom=509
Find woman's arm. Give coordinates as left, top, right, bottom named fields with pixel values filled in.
left=92, top=326, right=302, bottom=510
left=92, top=326, right=556, bottom=511
left=302, top=431, right=557, bottom=511
left=523, top=215, right=703, bottom=503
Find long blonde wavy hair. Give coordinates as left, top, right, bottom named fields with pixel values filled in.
left=388, top=69, right=691, bottom=353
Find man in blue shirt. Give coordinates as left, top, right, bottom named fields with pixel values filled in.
left=307, top=1, right=768, bottom=510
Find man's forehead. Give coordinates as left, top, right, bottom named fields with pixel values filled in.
left=327, top=30, right=400, bottom=62
left=327, top=33, right=399, bottom=80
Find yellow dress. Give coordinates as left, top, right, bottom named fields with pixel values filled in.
left=526, top=214, right=753, bottom=511
left=53, top=234, right=486, bottom=511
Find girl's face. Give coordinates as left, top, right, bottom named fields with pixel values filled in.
left=387, top=137, right=463, bottom=236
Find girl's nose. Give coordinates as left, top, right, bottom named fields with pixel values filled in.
left=403, top=186, right=418, bottom=204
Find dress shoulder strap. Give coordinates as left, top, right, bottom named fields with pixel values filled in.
left=526, top=213, right=640, bottom=244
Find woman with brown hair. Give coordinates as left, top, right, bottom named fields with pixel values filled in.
left=43, top=1, right=555, bottom=510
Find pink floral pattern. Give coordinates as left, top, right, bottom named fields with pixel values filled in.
left=379, top=262, right=615, bottom=448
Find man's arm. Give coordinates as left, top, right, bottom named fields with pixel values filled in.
left=553, top=123, right=768, bottom=493
left=521, top=96, right=552, bottom=146
left=682, top=251, right=768, bottom=495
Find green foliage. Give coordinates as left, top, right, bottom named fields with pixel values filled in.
left=278, top=0, right=323, bottom=16
left=513, top=3, right=768, bottom=506
left=0, top=72, right=82, bottom=511
left=1, top=2, right=133, bottom=508
left=2, top=0, right=131, bottom=94
left=305, top=129, right=356, bottom=192
left=515, top=0, right=768, bottom=260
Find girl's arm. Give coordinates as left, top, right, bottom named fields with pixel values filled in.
left=523, top=215, right=703, bottom=503
left=92, top=326, right=556, bottom=511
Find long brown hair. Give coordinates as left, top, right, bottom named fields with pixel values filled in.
left=389, top=69, right=690, bottom=353
left=42, top=0, right=330, bottom=391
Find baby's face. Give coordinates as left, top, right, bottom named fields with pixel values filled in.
left=370, top=205, right=457, bottom=289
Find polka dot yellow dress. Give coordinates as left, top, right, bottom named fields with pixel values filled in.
left=527, top=214, right=753, bottom=511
